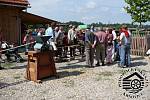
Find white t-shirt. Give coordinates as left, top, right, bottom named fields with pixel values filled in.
left=112, top=30, right=116, bottom=40
left=37, top=32, right=42, bottom=36
left=68, top=29, right=75, bottom=41
left=45, top=27, right=53, bottom=38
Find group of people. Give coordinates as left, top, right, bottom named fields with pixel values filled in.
left=31, top=23, right=132, bottom=68
left=85, top=25, right=131, bottom=68
left=0, top=23, right=132, bottom=70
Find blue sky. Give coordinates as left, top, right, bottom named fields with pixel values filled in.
left=28, top=0, right=132, bottom=24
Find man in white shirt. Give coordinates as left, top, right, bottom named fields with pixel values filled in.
left=112, top=28, right=117, bottom=61
left=119, top=25, right=131, bottom=67
left=45, top=22, right=57, bottom=51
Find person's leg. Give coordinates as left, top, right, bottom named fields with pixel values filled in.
left=70, top=47, right=73, bottom=57
left=111, top=41, right=115, bottom=61
left=106, top=45, right=113, bottom=63
left=90, top=48, right=94, bottom=67
left=0, top=61, right=2, bottom=69
left=85, top=47, right=91, bottom=67
left=101, top=44, right=105, bottom=66
left=95, top=45, right=100, bottom=66
left=81, top=46, right=85, bottom=58
left=126, top=45, right=131, bottom=66
left=5, top=51, right=11, bottom=62
left=119, top=45, right=125, bottom=67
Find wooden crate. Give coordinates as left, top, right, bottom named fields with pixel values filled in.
left=26, top=51, right=57, bottom=82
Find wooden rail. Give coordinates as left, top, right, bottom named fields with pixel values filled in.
left=131, top=31, right=150, bottom=56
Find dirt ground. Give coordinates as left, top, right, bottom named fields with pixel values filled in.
left=0, top=55, right=150, bottom=100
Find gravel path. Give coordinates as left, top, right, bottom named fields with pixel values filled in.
left=0, top=56, right=150, bottom=100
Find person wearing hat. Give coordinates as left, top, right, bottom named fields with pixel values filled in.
left=85, top=25, right=95, bottom=67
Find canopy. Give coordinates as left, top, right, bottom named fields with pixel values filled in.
left=78, top=25, right=88, bottom=30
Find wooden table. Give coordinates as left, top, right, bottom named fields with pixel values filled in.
left=26, top=51, right=57, bottom=82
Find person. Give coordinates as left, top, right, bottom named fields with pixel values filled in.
left=63, top=32, right=68, bottom=58
left=45, top=22, right=57, bottom=51
left=54, top=27, right=59, bottom=43
left=85, top=26, right=95, bottom=67
left=106, top=28, right=113, bottom=64
left=112, top=28, right=117, bottom=61
left=32, top=29, right=38, bottom=36
left=93, top=27, right=107, bottom=66
left=23, top=30, right=34, bottom=52
left=119, top=25, right=132, bottom=67
left=37, top=28, right=43, bottom=36
left=56, top=26, right=64, bottom=57
left=45, top=23, right=55, bottom=38
left=68, top=25, right=76, bottom=58
left=77, top=29, right=85, bottom=59
left=90, top=25, right=95, bottom=32
left=0, top=29, right=4, bottom=69
left=0, top=28, right=5, bottom=63
left=114, top=30, right=121, bottom=61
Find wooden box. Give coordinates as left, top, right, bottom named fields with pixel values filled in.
left=26, top=51, right=57, bottom=82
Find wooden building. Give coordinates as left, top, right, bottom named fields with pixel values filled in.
left=0, top=0, right=57, bottom=44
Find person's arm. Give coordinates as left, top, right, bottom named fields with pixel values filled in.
left=112, top=31, right=116, bottom=40
left=92, top=36, right=97, bottom=48
left=119, top=32, right=124, bottom=45
left=68, top=30, right=71, bottom=40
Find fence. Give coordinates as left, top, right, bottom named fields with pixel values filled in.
left=131, top=31, right=150, bottom=56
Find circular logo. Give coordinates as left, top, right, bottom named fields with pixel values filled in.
left=118, top=68, right=149, bottom=98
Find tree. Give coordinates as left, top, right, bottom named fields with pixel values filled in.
left=124, top=0, right=150, bottom=27
left=65, top=21, right=84, bottom=26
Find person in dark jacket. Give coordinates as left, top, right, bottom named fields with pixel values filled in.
left=85, top=26, right=95, bottom=67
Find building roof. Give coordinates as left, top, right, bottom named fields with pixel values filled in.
left=21, top=11, right=58, bottom=24
left=0, top=0, right=29, bottom=7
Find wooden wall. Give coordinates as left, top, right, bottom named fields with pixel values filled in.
left=0, top=7, right=21, bottom=44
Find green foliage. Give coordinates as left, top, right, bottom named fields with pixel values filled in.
left=65, top=21, right=84, bottom=27
left=124, top=0, right=150, bottom=25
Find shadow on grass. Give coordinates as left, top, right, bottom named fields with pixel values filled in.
left=0, top=80, right=29, bottom=89
left=118, top=61, right=148, bottom=69
left=43, top=70, right=84, bottom=82
left=130, top=61, right=148, bottom=67
left=131, top=56, right=145, bottom=61
left=58, top=64, right=86, bottom=70
left=10, top=65, right=26, bottom=69
left=1, top=63, right=27, bottom=69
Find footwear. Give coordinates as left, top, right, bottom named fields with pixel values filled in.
left=126, top=64, right=131, bottom=67
left=102, top=63, right=105, bottom=66
left=102, top=62, right=105, bottom=66
left=89, top=65, right=94, bottom=68
left=96, top=63, right=100, bottom=66
left=118, top=64, right=124, bottom=68
left=0, top=59, right=5, bottom=63
left=0, top=67, right=4, bottom=70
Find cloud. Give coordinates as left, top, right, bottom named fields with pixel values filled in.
left=27, top=0, right=132, bottom=24
left=86, top=1, right=97, bottom=9
left=100, top=7, right=109, bottom=12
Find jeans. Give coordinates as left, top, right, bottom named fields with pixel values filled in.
left=119, top=44, right=131, bottom=66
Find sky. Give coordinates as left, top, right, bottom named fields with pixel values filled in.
left=27, top=0, right=132, bottom=24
